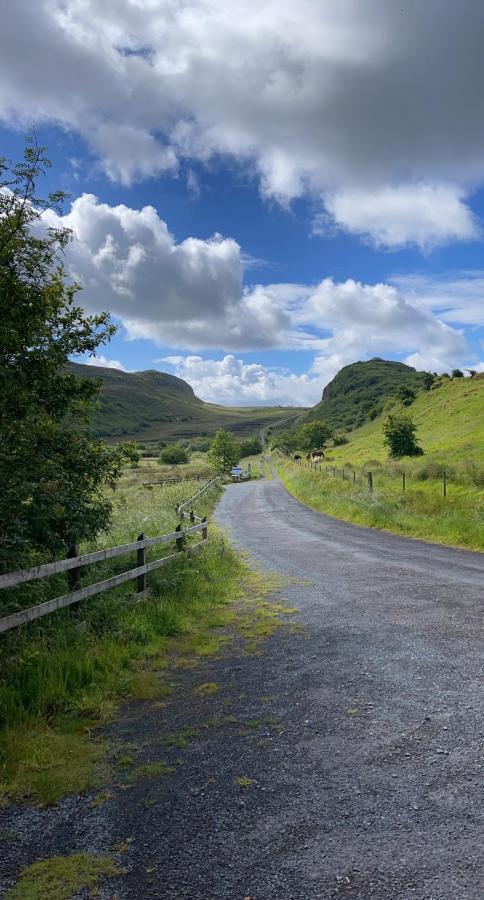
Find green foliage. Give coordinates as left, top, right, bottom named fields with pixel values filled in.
left=238, top=436, right=262, bottom=458
left=422, top=371, right=436, bottom=390
left=452, top=368, right=464, bottom=378
left=305, top=358, right=428, bottom=430
left=396, top=385, right=416, bottom=406
left=0, top=138, right=129, bottom=573
left=332, top=433, right=349, bottom=446
left=207, top=429, right=240, bottom=472
left=159, top=444, right=189, bottom=465
left=122, top=440, right=141, bottom=467
left=295, top=420, right=332, bottom=451
left=383, top=413, right=423, bottom=458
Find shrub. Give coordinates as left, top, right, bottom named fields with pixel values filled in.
left=383, top=413, right=423, bottom=458
left=159, top=445, right=189, bottom=465
left=333, top=433, right=349, bottom=446
left=239, top=437, right=262, bottom=458
left=452, top=368, right=464, bottom=378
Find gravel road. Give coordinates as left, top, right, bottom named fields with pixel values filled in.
left=1, top=475, right=482, bottom=899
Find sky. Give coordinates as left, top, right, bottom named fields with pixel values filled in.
left=2, top=0, right=484, bottom=406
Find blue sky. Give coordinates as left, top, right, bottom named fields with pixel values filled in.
left=3, top=2, right=484, bottom=405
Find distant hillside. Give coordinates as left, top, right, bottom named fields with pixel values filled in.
left=327, top=372, right=484, bottom=465
left=306, top=358, right=427, bottom=430
left=69, top=362, right=303, bottom=443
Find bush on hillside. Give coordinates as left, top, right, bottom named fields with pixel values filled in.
left=239, top=437, right=263, bottom=457
left=159, top=445, right=189, bottom=465
left=383, top=413, right=423, bottom=458
left=452, top=368, right=464, bottom=378
left=396, top=386, right=416, bottom=407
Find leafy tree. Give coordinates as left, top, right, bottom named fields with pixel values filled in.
left=295, top=421, right=333, bottom=451
left=238, top=436, right=262, bottom=458
left=0, top=137, right=130, bottom=572
left=159, top=444, right=189, bottom=465
left=270, top=429, right=297, bottom=454
left=452, top=368, right=464, bottom=378
left=207, top=429, right=240, bottom=473
left=396, top=386, right=416, bottom=407
left=382, top=413, right=423, bottom=458
left=422, top=371, right=436, bottom=391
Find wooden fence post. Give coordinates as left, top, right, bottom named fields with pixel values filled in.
left=137, top=533, right=146, bottom=594
left=67, top=543, right=80, bottom=592
left=190, top=509, right=195, bottom=524
left=443, top=470, right=447, bottom=497
left=353, top=471, right=356, bottom=484
left=367, top=471, right=373, bottom=494
left=175, top=523, right=184, bottom=552
left=201, top=516, right=208, bottom=540
left=333, top=467, right=336, bottom=477
left=342, top=468, right=346, bottom=480
left=402, top=472, right=406, bottom=493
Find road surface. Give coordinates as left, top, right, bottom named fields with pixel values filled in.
left=0, top=475, right=482, bottom=899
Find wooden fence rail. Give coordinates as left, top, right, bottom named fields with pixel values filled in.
left=0, top=521, right=208, bottom=636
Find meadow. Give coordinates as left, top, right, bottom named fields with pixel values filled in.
left=275, top=376, right=484, bottom=551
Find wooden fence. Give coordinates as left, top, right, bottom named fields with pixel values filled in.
left=0, top=478, right=220, bottom=636
left=292, top=457, right=451, bottom=497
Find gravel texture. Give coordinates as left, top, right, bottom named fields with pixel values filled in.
left=0, top=475, right=483, bottom=899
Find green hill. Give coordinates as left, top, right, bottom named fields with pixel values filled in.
left=275, top=372, right=484, bottom=551
left=69, top=362, right=303, bottom=444
left=328, top=372, right=484, bottom=466
left=305, top=358, right=427, bottom=430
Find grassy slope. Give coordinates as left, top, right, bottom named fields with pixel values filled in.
left=70, top=362, right=303, bottom=443
left=275, top=375, right=484, bottom=551
left=328, top=374, right=484, bottom=466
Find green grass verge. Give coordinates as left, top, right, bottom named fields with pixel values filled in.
left=276, top=456, right=484, bottom=551
left=0, top=462, right=246, bottom=804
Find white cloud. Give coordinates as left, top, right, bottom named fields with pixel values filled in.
left=163, top=354, right=321, bottom=406
left=85, top=354, right=127, bottom=371
left=3, top=1, right=484, bottom=247
left=44, top=192, right=290, bottom=350
left=325, top=184, right=479, bottom=251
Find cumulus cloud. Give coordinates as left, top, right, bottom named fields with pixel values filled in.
left=3, top=1, right=484, bottom=247
left=325, top=185, right=479, bottom=251
left=85, top=355, right=127, bottom=371
left=44, top=193, right=290, bottom=350
left=161, top=354, right=321, bottom=407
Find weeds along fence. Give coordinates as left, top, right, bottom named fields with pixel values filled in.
left=292, top=457, right=453, bottom=497
left=0, top=478, right=220, bottom=636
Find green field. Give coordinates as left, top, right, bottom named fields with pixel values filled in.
left=275, top=375, right=484, bottom=551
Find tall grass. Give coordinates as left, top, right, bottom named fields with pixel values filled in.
left=276, top=456, right=484, bottom=550
left=0, top=461, right=244, bottom=803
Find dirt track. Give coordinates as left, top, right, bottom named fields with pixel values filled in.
left=1, top=475, right=483, bottom=898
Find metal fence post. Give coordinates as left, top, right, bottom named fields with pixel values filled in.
left=137, top=533, right=146, bottom=594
